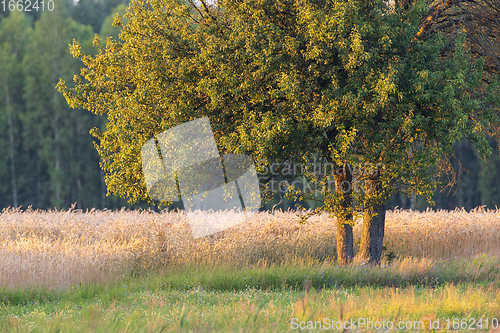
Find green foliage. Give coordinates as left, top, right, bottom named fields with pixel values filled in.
left=0, top=5, right=155, bottom=210
left=0, top=0, right=497, bottom=212
left=58, top=0, right=500, bottom=214
left=478, top=139, right=500, bottom=208
left=0, top=11, right=31, bottom=208
left=71, top=0, right=129, bottom=33
left=99, top=3, right=129, bottom=42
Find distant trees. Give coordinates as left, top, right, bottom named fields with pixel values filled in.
left=99, top=3, right=129, bottom=42
left=23, top=0, right=94, bottom=208
left=71, top=0, right=129, bottom=33
left=0, top=11, right=31, bottom=209
left=0, top=2, right=146, bottom=210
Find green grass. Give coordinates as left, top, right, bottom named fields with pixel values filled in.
left=1, top=257, right=499, bottom=332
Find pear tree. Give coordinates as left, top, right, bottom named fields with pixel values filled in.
left=58, top=0, right=500, bottom=264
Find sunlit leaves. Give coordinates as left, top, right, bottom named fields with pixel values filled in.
left=57, top=0, right=500, bottom=212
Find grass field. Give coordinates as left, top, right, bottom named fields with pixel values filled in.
left=0, top=207, right=499, bottom=332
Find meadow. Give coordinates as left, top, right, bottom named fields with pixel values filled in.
left=0, top=207, right=499, bottom=332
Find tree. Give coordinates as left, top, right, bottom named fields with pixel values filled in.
left=0, top=11, right=31, bottom=208
left=71, top=0, right=129, bottom=33
left=99, top=3, right=129, bottom=42
left=346, top=0, right=500, bottom=264
left=58, top=0, right=370, bottom=263
left=24, top=0, right=98, bottom=208
left=379, top=0, right=500, bottom=212
left=58, top=0, right=500, bottom=264
left=415, top=0, right=500, bottom=75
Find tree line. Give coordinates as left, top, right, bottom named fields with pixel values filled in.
left=0, top=0, right=151, bottom=210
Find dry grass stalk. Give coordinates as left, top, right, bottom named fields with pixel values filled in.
left=0, top=207, right=498, bottom=289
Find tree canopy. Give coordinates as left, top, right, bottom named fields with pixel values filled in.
left=58, top=0, right=500, bottom=263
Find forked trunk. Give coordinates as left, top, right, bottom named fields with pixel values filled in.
left=334, top=164, right=354, bottom=265
left=359, top=175, right=386, bottom=265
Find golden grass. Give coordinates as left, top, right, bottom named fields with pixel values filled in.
left=382, top=207, right=500, bottom=259
left=0, top=207, right=499, bottom=289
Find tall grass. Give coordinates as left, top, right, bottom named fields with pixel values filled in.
left=383, top=207, right=500, bottom=258
left=0, top=207, right=499, bottom=290
left=2, top=282, right=499, bottom=332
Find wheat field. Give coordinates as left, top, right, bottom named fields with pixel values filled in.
left=0, top=207, right=499, bottom=290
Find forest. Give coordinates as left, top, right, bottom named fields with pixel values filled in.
left=0, top=0, right=139, bottom=210
left=1, top=0, right=500, bottom=212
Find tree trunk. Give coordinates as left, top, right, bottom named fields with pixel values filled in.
left=76, top=117, right=82, bottom=209
left=334, top=164, right=354, bottom=265
left=359, top=174, right=386, bottom=265
left=101, top=169, right=106, bottom=209
left=54, top=111, right=61, bottom=207
left=5, top=84, right=18, bottom=208
left=53, top=62, right=62, bottom=208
